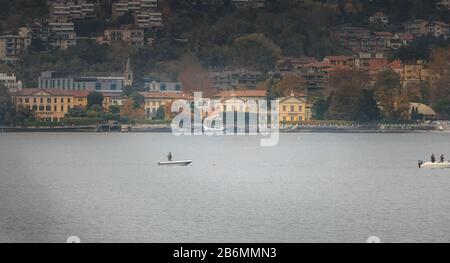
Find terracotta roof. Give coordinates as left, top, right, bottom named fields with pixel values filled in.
left=139, top=91, right=194, bottom=100
left=324, top=56, right=353, bottom=61
left=396, top=33, right=414, bottom=41
left=373, top=31, right=394, bottom=37
left=387, top=60, right=403, bottom=70
left=366, top=59, right=389, bottom=72
left=215, top=90, right=267, bottom=98
left=371, top=12, right=387, bottom=17
left=17, top=88, right=90, bottom=97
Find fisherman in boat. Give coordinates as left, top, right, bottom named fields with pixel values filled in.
left=167, top=152, right=173, bottom=162
left=440, top=154, right=445, bottom=163
left=431, top=153, right=436, bottom=163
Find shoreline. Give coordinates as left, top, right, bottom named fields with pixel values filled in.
left=0, top=125, right=444, bottom=134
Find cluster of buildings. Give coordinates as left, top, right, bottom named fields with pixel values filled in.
left=274, top=53, right=437, bottom=97
left=332, top=25, right=415, bottom=53
left=0, top=21, right=78, bottom=64
left=405, top=20, right=450, bottom=39
left=0, top=0, right=164, bottom=65
left=14, top=86, right=311, bottom=124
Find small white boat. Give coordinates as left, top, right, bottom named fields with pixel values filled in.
left=418, top=161, right=450, bottom=169
left=158, top=160, right=192, bottom=166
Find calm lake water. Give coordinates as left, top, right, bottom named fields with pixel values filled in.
left=0, top=132, right=450, bottom=243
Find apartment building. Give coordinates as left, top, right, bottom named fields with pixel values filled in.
left=112, top=0, right=162, bottom=28
left=38, top=71, right=125, bottom=93
left=49, top=22, right=77, bottom=49
left=97, top=27, right=145, bottom=47
left=144, top=80, right=183, bottom=92
left=212, top=69, right=264, bottom=91
left=50, top=0, right=96, bottom=23
left=0, top=34, right=30, bottom=65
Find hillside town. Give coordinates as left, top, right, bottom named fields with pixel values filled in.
left=0, top=0, right=450, bottom=129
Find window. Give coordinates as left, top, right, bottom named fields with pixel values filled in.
left=47, top=98, right=51, bottom=103
left=33, top=98, right=37, bottom=103
left=57, top=80, right=60, bottom=88
left=291, top=106, right=295, bottom=112
left=61, top=105, right=64, bottom=112
left=39, top=105, right=44, bottom=111
left=54, top=98, right=57, bottom=103
left=46, top=105, right=51, bottom=111
left=19, top=98, right=23, bottom=103
left=54, top=106, right=57, bottom=111
left=40, top=98, right=44, bottom=103
left=160, top=83, right=166, bottom=91
left=96, top=83, right=101, bottom=90
left=175, top=84, right=181, bottom=91
left=68, top=98, right=71, bottom=103
left=32, top=105, right=37, bottom=111
left=299, top=106, right=303, bottom=112
left=111, top=84, right=117, bottom=90
left=25, top=98, right=29, bottom=103
left=61, top=98, right=64, bottom=103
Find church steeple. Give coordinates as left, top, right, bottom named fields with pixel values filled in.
left=124, top=58, right=133, bottom=87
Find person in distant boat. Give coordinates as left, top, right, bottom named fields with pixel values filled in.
left=167, top=152, right=173, bottom=162
left=431, top=153, right=436, bottom=163
left=440, top=154, right=445, bottom=163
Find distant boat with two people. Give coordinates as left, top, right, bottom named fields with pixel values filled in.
left=418, top=153, right=450, bottom=169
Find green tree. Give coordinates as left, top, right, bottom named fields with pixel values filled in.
left=326, top=70, right=369, bottom=121
left=68, top=107, right=87, bottom=118
left=155, top=105, right=165, bottom=120
left=356, top=89, right=381, bottom=122
left=231, top=33, right=281, bottom=72
left=435, top=97, right=450, bottom=118
left=14, top=105, right=34, bottom=126
left=0, top=84, right=14, bottom=125
left=373, top=70, right=410, bottom=121
left=132, top=93, right=145, bottom=109
left=312, top=98, right=328, bottom=120
left=87, top=92, right=104, bottom=109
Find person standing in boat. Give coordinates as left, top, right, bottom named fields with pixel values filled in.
left=167, top=152, right=173, bottom=162
left=440, top=154, right=445, bottom=163
left=431, top=153, right=436, bottom=163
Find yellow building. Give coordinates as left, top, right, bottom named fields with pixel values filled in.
left=103, top=92, right=126, bottom=111
left=15, top=88, right=88, bottom=122
left=139, top=91, right=193, bottom=119
left=279, top=91, right=310, bottom=123
left=215, top=90, right=267, bottom=113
